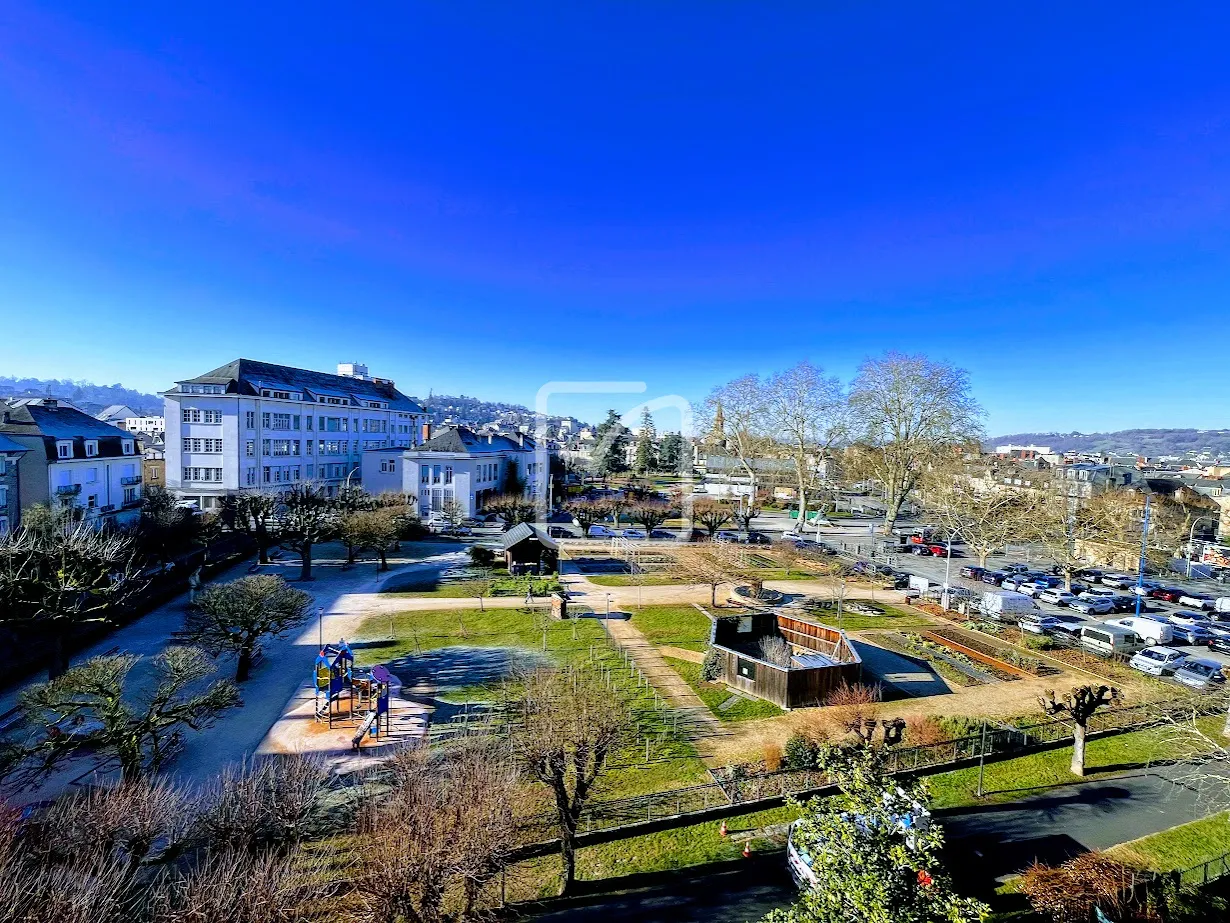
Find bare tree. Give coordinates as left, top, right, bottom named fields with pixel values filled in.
left=195, top=755, right=330, bottom=853
left=692, top=498, right=734, bottom=536
left=926, top=481, right=1037, bottom=567
left=482, top=493, right=536, bottom=531
left=630, top=500, right=672, bottom=533
left=280, top=483, right=336, bottom=581
left=673, top=542, right=751, bottom=607
left=0, top=516, right=146, bottom=678
left=225, top=493, right=282, bottom=565
left=763, top=362, right=847, bottom=532
left=704, top=375, right=773, bottom=503
left=10, top=647, right=240, bottom=784
left=1039, top=685, right=1119, bottom=776
left=563, top=499, right=610, bottom=534
left=352, top=742, right=521, bottom=921
left=847, top=352, right=984, bottom=534
left=149, top=847, right=325, bottom=923
left=185, top=575, right=313, bottom=681
left=512, top=668, right=624, bottom=895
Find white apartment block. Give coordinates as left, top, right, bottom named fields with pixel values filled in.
left=0, top=399, right=143, bottom=527
left=362, top=426, right=551, bottom=519
left=163, top=360, right=428, bottom=510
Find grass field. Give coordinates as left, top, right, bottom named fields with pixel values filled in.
left=383, top=573, right=564, bottom=598
left=664, top=656, right=785, bottom=722
left=586, top=574, right=682, bottom=587
left=628, top=605, right=717, bottom=652
left=809, top=603, right=935, bottom=632
left=1108, top=812, right=1230, bottom=872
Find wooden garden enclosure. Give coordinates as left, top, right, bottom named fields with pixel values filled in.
left=709, top=611, right=861, bottom=709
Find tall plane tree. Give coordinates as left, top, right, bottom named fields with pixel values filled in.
left=847, top=352, right=983, bottom=535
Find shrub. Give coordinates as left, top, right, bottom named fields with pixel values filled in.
left=469, top=546, right=496, bottom=567
left=1018, top=852, right=1135, bottom=922
left=758, top=635, right=794, bottom=667
left=701, top=647, right=722, bottom=682
left=824, top=681, right=883, bottom=707
left=782, top=731, right=820, bottom=771
left=1023, top=634, right=1055, bottom=651
left=762, top=742, right=783, bottom=773
left=901, top=715, right=948, bottom=748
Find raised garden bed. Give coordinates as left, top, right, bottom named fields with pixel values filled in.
left=923, top=628, right=1049, bottom=677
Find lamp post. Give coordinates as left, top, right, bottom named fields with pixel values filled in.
left=317, top=606, right=324, bottom=650
left=343, top=466, right=361, bottom=491
left=1134, top=493, right=1152, bottom=619
left=1187, top=515, right=1217, bottom=578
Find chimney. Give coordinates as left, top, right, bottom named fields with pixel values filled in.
left=420, top=422, right=432, bottom=443
left=516, top=432, right=523, bottom=447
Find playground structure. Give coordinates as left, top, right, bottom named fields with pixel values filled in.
left=313, top=640, right=393, bottom=750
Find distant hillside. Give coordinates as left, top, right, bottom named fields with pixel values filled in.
left=0, top=375, right=162, bottom=416
left=411, top=392, right=587, bottom=429
left=987, top=429, right=1230, bottom=458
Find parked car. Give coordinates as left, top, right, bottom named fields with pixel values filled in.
left=588, top=525, right=617, bottom=537
left=1018, top=614, right=1064, bottom=635
left=1001, top=576, right=1029, bottom=592
left=782, top=530, right=804, bottom=541
left=1099, top=573, right=1137, bottom=589
left=1076, top=568, right=1107, bottom=582
left=715, top=531, right=743, bottom=543
left=909, top=545, right=933, bottom=556
left=959, top=565, right=986, bottom=580
left=980, top=590, right=1039, bottom=621
left=1107, top=615, right=1174, bottom=645
left=649, top=529, right=675, bottom=540
left=1129, top=647, right=1189, bottom=676
left=1080, top=622, right=1144, bottom=657
left=982, top=571, right=1007, bottom=586
left=547, top=526, right=577, bottom=539
left=1070, top=597, right=1115, bottom=615
left=619, top=529, right=647, bottom=539
left=1172, top=623, right=1213, bottom=645
left=1039, top=589, right=1077, bottom=606
left=745, top=532, right=773, bottom=546
left=1017, top=581, right=1049, bottom=598
left=1150, top=586, right=1187, bottom=602
left=1169, top=611, right=1210, bottom=629
left=1174, top=658, right=1226, bottom=691
left=1049, top=620, right=1084, bottom=640
left=928, top=544, right=960, bottom=557
left=1080, top=587, right=1118, bottom=600
left=1111, top=595, right=1140, bottom=613
left=1003, top=563, right=1031, bottom=575
left=1179, top=593, right=1216, bottom=611
left=1131, top=581, right=1164, bottom=597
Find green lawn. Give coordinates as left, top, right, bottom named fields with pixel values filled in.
left=383, top=573, right=563, bottom=598
left=1108, top=812, right=1230, bottom=873
left=664, top=656, right=785, bottom=722
left=628, top=605, right=716, bottom=652
left=809, top=603, right=934, bottom=632
left=586, top=574, right=682, bottom=587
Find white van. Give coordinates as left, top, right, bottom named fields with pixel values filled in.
left=1080, top=622, right=1145, bottom=657
left=1107, top=616, right=1174, bottom=645
left=980, top=590, right=1039, bottom=622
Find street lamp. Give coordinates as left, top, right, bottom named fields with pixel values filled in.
left=317, top=606, right=325, bottom=649
left=1187, top=515, right=1218, bottom=578
left=1134, top=491, right=1153, bottom=619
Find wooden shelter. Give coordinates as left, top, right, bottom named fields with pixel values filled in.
left=499, top=522, right=559, bottom=573
left=709, top=611, right=861, bottom=709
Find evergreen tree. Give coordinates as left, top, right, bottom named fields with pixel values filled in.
left=633, top=408, right=657, bottom=474
left=593, top=410, right=630, bottom=479
left=658, top=433, right=686, bottom=473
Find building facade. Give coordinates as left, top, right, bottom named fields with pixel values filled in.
left=0, top=434, right=26, bottom=534
left=361, top=426, right=550, bottom=518
left=163, top=360, right=428, bottom=510
left=0, top=399, right=143, bottom=526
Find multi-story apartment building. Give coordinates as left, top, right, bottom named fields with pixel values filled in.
left=163, top=360, right=428, bottom=510
left=0, top=434, right=26, bottom=534
left=361, top=426, right=551, bottom=519
left=0, top=399, right=143, bottom=526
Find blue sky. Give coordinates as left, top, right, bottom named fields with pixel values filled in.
left=1, top=2, right=1229, bottom=435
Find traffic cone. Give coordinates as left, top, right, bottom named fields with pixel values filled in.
left=742, top=842, right=751, bottom=858
left=719, top=820, right=728, bottom=838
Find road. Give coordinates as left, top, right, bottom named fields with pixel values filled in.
left=529, top=767, right=1221, bottom=922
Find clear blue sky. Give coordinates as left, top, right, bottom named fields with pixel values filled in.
left=1, top=2, right=1228, bottom=435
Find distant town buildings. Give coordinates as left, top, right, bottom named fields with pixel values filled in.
left=163, top=360, right=428, bottom=510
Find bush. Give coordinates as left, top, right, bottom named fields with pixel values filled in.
left=782, top=731, right=820, bottom=771
left=824, top=681, right=883, bottom=707
left=762, top=743, right=783, bottom=773
left=468, top=546, right=496, bottom=567
left=1023, top=634, right=1055, bottom=651
left=700, top=647, right=721, bottom=682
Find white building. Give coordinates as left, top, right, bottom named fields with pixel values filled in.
left=362, top=426, right=551, bottom=518
left=0, top=399, right=143, bottom=526
left=163, top=360, right=428, bottom=510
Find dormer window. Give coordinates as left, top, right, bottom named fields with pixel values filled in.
left=85, top=440, right=99, bottom=457
left=122, top=440, right=134, bottom=456
left=56, top=441, right=72, bottom=459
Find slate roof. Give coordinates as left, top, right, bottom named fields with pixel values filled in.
left=416, top=426, right=535, bottom=455
left=499, top=522, right=558, bottom=552
left=0, top=434, right=28, bottom=454
left=175, top=359, right=426, bottom=414
left=0, top=401, right=136, bottom=461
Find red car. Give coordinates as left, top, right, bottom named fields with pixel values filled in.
left=928, top=544, right=960, bottom=557
left=1149, top=586, right=1187, bottom=602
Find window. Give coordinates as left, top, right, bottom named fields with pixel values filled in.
left=85, top=440, right=98, bottom=457
left=85, top=467, right=98, bottom=483
left=380, top=459, right=396, bottom=473
left=183, top=438, right=224, bottom=453
left=123, top=487, right=138, bottom=505
left=420, top=465, right=430, bottom=484
left=245, top=440, right=255, bottom=457
left=432, top=465, right=442, bottom=483
left=245, top=411, right=256, bottom=429
left=444, top=466, right=453, bottom=484
left=57, top=441, right=72, bottom=459
left=245, top=468, right=256, bottom=486
left=122, top=440, right=135, bottom=455
left=735, top=658, right=757, bottom=680
left=263, top=466, right=272, bottom=483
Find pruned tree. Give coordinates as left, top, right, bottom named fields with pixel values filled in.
left=225, top=493, right=281, bottom=564
left=352, top=741, right=521, bottom=921
left=846, top=352, right=984, bottom=534
left=630, top=500, right=672, bottom=533
left=512, top=668, right=624, bottom=895
left=185, top=575, right=313, bottom=681
left=195, top=755, right=330, bottom=853
left=563, top=499, right=610, bottom=533
left=607, top=493, right=631, bottom=528
left=350, top=508, right=402, bottom=571
left=135, top=485, right=201, bottom=568
left=763, top=362, right=848, bottom=534
left=731, top=492, right=764, bottom=532
left=763, top=744, right=988, bottom=923
left=674, top=542, right=751, bottom=607
left=482, top=493, right=536, bottom=531
left=280, top=483, right=336, bottom=581
left=335, top=484, right=375, bottom=514
left=337, top=510, right=365, bottom=567
left=0, top=514, right=146, bottom=678
left=1039, top=685, right=1119, bottom=776
left=692, top=497, right=734, bottom=536
left=10, top=646, right=240, bottom=784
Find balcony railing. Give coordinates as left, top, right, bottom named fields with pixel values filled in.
left=55, top=484, right=82, bottom=496
left=121, top=475, right=143, bottom=486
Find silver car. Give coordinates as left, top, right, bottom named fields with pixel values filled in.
left=1174, top=658, right=1227, bottom=691
left=1129, top=647, right=1188, bottom=677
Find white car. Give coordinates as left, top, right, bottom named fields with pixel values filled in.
left=1129, top=647, right=1189, bottom=677
left=1169, top=611, right=1210, bottom=629
left=1174, top=658, right=1227, bottom=691
left=587, top=525, right=617, bottom=537
left=1039, top=589, right=1077, bottom=606
left=1099, top=573, right=1136, bottom=589
left=1080, top=587, right=1117, bottom=600
left=619, top=529, right=647, bottom=539
left=1179, top=594, right=1216, bottom=611
left=1018, top=614, right=1063, bottom=635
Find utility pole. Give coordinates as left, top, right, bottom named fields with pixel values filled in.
left=1135, top=492, right=1152, bottom=619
